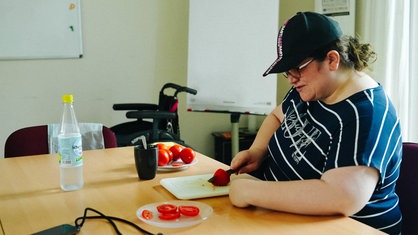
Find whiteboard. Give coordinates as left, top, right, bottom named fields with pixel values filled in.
left=187, top=0, right=278, bottom=115
left=315, top=0, right=355, bottom=36
left=0, top=0, right=83, bottom=60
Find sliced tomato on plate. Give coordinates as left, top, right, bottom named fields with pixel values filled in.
left=179, top=205, right=200, bottom=217
left=158, top=211, right=181, bottom=220
left=156, top=203, right=178, bottom=214
left=171, top=162, right=184, bottom=167
left=141, top=209, right=153, bottom=220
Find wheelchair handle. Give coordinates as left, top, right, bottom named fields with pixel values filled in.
left=180, top=86, right=197, bottom=95
left=113, top=103, right=158, bottom=111
left=162, top=83, right=197, bottom=96
left=126, top=110, right=177, bottom=119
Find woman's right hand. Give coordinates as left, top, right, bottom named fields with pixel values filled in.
left=230, top=148, right=264, bottom=174
left=230, top=103, right=283, bottom=174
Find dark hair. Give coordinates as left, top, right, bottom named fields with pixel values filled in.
left=310, top=35, right=377, bottom=71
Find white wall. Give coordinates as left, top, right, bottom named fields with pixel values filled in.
left=0, top=0, right=236, bottom=158
left=2, top=1, right=379, bottom=159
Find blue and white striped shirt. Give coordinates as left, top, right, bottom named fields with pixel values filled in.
left=263, top=85, right=402, bottom=234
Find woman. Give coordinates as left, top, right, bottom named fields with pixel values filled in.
left=229, top=12, right=402, bottom=234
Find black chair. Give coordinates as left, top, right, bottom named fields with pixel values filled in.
left=111, top=83, right=197, bottom=146
left=395, top=142, right=418, bottom=234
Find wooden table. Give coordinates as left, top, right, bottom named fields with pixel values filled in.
left=0, top=147, right=385, bottom=235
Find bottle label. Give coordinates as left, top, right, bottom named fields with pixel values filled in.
left=58, top=135, right=83, bottom=167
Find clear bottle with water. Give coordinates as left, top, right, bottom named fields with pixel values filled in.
left=58, top=94, right=83, bottom=191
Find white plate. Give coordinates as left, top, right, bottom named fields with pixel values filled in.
left=136, top=200, right=213, bottom=228
left=157, top=158, right=198, bottom=172
left=160, top=174, right=229, bottom=199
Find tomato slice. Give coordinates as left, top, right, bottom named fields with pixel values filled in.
left=179, top=205, right=200, bottom=216
left=158, top=211, right=181, bottom=220
left=156, top=204, right=178, bottom=214
left=171, top=162, right=184, bottom=167
left=141, top=209, right=153, bottom=220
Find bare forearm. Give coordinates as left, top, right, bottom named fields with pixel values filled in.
left=249, top=106, right=283, bottom=156
left=232, top=179, right=347, bottom=215
left=230, top=106, right=284, bottom=173
left=229, top=166, right=379, bottom=216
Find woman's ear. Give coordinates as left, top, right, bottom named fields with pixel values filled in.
left=326, top=50, right=340, bottom=71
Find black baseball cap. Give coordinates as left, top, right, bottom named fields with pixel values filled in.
left=263, top=12, right=343, bottom=77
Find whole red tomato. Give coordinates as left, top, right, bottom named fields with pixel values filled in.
left=156, top=143, right=169, bottom=150
left=179, top=147, right=196, bottom=164
left=158, top=149, right=171, bottom=166
left=169, top=144, right=184, bottom=161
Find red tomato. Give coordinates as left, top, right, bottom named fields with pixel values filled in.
left=156, top=204, right=178, bottom=214
left=158, top=149, right=171, bottom=166
left=179, top=147, right=196, bottom=164
left=158, top=211, right=181, bottom=220
left=156, top=143, right=169, bottom=150
left=167, top=149, right=173, bottom=162
left=179, top=205, right=200, bottom=216
left=141, top=209, right=153, bottom=220
left=169, top=144, right=184, bottom=161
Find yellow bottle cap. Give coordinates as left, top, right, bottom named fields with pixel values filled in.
left=62, top=94, right=74, bottom=103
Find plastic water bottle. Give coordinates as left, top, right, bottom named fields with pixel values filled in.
left=58, top=94, right=83, bottom=191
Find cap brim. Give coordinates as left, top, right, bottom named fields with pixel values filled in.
left=262, top=55, right=301, bottom=77
left=262, top=58, right=281, bottom=77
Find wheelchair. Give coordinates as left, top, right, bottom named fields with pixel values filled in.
left=111, top=83, right=197, bottom=147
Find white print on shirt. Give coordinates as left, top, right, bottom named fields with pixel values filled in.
left=282, top=106, right=321, bottom=164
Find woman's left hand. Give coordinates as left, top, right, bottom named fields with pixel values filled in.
left=229, top=178, right=252, bottom=208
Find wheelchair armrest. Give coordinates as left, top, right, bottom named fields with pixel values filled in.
left=113, top=103, right=158, bottom=111
left=126, top=110, right=177, bottom=120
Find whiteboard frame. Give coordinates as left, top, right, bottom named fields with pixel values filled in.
left=0, top=0, right=83, bottom=60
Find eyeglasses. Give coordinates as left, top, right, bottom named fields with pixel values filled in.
left=283, top=58, right=314, bottom=78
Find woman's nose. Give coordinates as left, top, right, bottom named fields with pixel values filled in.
left=287, top=75, right=299, bottom=84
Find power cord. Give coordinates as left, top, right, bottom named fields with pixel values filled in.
left=74, top=207, right=162, bottom=235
